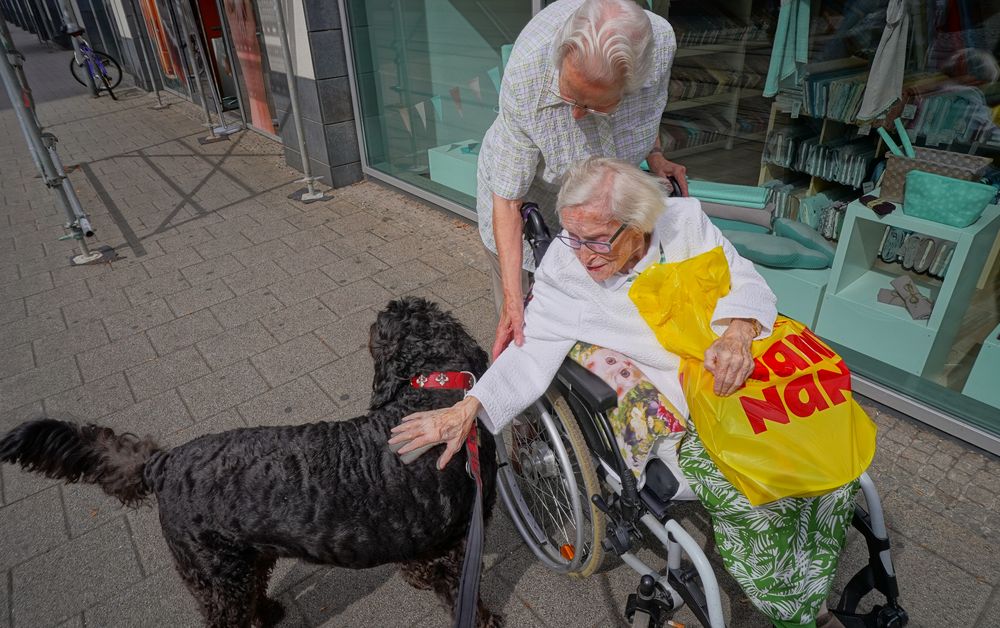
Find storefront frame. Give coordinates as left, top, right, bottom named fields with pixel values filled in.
left=339, top=0, right=1000, bottom=455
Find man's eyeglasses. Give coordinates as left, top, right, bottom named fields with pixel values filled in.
left=555, top=223, right=628, bottom=254
left=549, top=88, right=619, bottom=117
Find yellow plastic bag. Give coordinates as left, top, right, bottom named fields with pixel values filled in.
left=629, top=247, right=877, bottom=506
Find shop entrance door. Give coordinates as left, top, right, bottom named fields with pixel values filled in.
left=221, top=0, right=276, bottom=134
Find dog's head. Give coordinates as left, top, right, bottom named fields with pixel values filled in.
left=369, top=297, right=489, bottom=409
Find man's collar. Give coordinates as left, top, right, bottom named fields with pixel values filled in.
left=536, top=66, right=565, bottom=110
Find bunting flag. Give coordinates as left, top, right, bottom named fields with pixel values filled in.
left=487, top=66, right=501, bottom=92
left=450, top=86, right=463, bottom=116
left=399, top=108, right=412, bottom=134
left=430, top=95, right=444, bottom=121
left=414, top=101, right=428, bottom=129
left=468, top=76, right=482, bottom=101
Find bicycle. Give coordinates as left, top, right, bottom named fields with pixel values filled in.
left=67, top=30, right=121, bottom=100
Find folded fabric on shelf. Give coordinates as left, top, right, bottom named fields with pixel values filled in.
left=687, top=180, right=770, bottom=207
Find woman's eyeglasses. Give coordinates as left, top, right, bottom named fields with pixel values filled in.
left=549, top=88, right=619, bottom=117
left=555, top=223, right=628, bottom=254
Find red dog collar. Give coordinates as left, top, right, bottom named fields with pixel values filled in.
left=409, top=371, right=475, bottom=391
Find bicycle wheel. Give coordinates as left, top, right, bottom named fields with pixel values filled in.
left=497, top=390, right=605, bottom=577
left=69, top=51, right=122, bottom=90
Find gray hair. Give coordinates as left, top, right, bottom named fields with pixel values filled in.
left=552, top=0, right=654, bottom=93
left=556, top=158, right=667, bottom=233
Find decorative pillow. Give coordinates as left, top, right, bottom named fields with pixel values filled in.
left=772, top=218, right=836, bottom=265
left=710, top=217, right=770, bottom=234
left=722, top=230, right=831, bottom=269
left=567, top=342, right=685, bottom=482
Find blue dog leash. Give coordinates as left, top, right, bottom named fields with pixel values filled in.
left=407, top=371, right=484, bottom=628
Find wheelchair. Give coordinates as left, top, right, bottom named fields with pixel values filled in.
left=493, top=202, right=909, bottom=628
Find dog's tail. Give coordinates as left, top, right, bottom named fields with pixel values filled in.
left=0, top=419, right=160, bottom=506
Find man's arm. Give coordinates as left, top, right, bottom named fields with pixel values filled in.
left=492, top=193, right=526, bottom=360
left=646, top=136, right=689, bottom=196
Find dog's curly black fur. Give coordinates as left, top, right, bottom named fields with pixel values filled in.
left=0, top=297, right=499, bottom=628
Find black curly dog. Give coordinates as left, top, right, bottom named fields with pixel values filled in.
left=0, top=297, right=500, bottom=627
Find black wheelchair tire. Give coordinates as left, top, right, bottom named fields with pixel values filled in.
left=497, top=391, right=606, bottom=578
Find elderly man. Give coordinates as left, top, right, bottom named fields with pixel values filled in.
left=479, top=0, right=686, bottom=360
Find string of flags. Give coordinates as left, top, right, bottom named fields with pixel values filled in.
left=391, top=65, right=503, bottom=135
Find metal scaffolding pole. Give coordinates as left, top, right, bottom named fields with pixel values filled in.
left=122, top=0, right=167, bottom=108
left=272, top=0, right=325, bottom=202
left=210, top=0, right=246, bottom=129
left=1, top=14, right=102, bottom=264
left=55, top=0, right=98, bottom=96
left=169, top=0, right=222, bottom=143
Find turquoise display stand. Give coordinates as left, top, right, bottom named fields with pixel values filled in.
left=815, top=195, right=1000, bottom=377
left=963, top=322, right=1000, bottom=408
left=754, top=264, right=830, bottom=328
left=428, top=141, right=479, bottom=198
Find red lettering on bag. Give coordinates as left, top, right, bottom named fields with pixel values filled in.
left=786, top=333, right=824, bottom=365
left=799, top=327, right=836, bottom=358
left=747, top=358, right=770, bottom=382
left=740, top=385, right=790, bottom=434
left=783, top=372, right=830, bottom=417
left=816, top=359, right=852, bottom=405
left=761, top=340, right=810, bottom=377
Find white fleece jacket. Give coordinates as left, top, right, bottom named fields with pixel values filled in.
left=469, top=196, right=778, bottom=434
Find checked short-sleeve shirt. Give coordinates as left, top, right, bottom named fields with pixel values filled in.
left=476, top=0, right=676, bottom=270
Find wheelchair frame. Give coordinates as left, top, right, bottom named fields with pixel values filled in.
left=494, top=203, right=908, bottom=628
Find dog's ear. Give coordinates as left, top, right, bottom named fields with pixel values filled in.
left=370, top=308, right=407, bottom=409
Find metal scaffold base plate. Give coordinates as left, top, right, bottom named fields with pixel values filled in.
left=150, top=103, right=170, bottom=110
left=70, top=245, right=119, bottom=266
left=198, top=134, right=228, bottom=145
left=213, top=124, right=241, bottom=136
left=288, top=187, right=329, bottom=204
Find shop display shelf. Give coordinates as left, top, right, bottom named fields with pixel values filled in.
left=964, top=322, right=1000, bottom=407
left=815, top=195, right=1000, bottom=377
left=754, top=264, right=830, bottom=328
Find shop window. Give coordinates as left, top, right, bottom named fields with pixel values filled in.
left=344, top=0, right=534, bottom=207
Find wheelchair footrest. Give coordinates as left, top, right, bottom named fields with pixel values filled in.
left=832, top=604, right=908, bottom=628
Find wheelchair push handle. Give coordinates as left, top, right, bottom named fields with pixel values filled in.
left=521, top=202, right=552, bottom=268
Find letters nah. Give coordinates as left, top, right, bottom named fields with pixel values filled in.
left=738, top=328, right=851, bottom=435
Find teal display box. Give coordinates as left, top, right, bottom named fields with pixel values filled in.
left=815, top=195, right=1000, bottom=377
left=964, top=322, right=1000, bottom=408
left=428, top=141, right=479, bottom=199
left=754, top=264, right=830, bottom=328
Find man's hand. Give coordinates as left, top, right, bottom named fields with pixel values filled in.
left=647, top=152, right=689, bottom=196
left=492, top=297, right=525, bottom=360
left=704, top=320, right=757, bottom=396
left=389, top=396, right=481, bottom=469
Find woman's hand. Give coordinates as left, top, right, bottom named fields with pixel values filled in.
left=389, top=396, right=482, bottom=470
left=704, top=320, right=757, bottom=396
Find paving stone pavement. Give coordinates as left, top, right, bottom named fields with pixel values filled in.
left=1, top=27, right=999, bottom=628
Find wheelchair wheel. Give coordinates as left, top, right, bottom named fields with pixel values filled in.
left=497, top=391, right=605, bottom=577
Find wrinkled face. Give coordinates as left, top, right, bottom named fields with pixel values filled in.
left=560, top=202, right=647, bottom=282
left=558, top=55, right=624, bottom=120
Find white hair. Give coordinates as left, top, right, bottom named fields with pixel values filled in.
left=556, top=158, right=667, bottom=233
left=552, top=0, right=654, bottom=93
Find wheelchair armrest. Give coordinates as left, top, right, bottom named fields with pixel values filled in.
left=555, top=358, right=618, bottom=413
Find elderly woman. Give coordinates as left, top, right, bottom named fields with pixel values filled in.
left=391, top=158, right=856, bottom=628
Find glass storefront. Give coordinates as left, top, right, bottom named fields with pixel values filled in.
left=342, top=0, right=1000, bottom=447
left=343, top=0, right=533, bottom=209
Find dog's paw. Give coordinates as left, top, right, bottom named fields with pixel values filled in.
left=255, top=599, right=286, bottom=627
